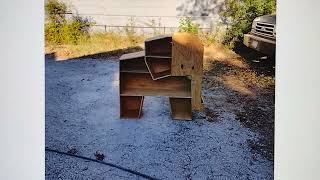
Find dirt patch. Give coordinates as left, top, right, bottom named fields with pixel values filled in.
left=204, top=107, right=220, bottom=122
left=202, top=43, right=275, bottom=161
left=233, top=89, right=274, bottom=160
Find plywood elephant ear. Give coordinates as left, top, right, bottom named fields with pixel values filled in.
left=171, top=32, right=204, bottom=76
left=172, top=32, right=204, bottom=110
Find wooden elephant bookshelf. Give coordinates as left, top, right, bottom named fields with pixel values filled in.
left=119, top=33, right=203, bottom=120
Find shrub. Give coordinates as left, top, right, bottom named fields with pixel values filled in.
left=178, top=17, right=199, bottom=35
left=124, top=17, right=139, bottom=46
left=45, top=0, right=67, bottom=23
left=45, top=0, right=93, bottom=45
left=222, top=0, right=276, bottom=48
left=199, top=23, right=226, bottom=46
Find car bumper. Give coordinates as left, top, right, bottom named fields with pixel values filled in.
left=243, top=34, right=276, bottom=56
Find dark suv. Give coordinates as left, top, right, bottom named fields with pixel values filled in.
left=243, top=14, right=276, bottom=56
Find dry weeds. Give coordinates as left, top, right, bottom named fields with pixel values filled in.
left=45, top=32, right=145, bottom=60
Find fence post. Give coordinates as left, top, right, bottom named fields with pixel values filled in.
left=104, top=25, right=107, bottom=32
left=163, top=27, right=165, bottom=34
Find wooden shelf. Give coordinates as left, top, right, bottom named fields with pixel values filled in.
left=119, top=33, right=204, bottom=120
left=145, top=34, right=172, bottom=42
left=145, top=55, right=172, bottom=59
left=120, top=70, right=150, bottom=74
left=120, top=56, right=149, bottom=73
left=169, top=97, right=192, bottom=120
left=145, top=36, right=172, bottom=57
left=120, top=96, right=144, bottom=118
left=119, top=51, right=145, bottom=60
left=120, top=72, right=191, bottom=97
left=145, top=57, right=172, bottom=80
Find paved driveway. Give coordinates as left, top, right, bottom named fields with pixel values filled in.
left=45, top=57, right=273, bottom=179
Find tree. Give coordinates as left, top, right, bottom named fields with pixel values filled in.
left=222, top=0, right=276, bottom=48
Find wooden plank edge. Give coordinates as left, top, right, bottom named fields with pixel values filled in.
left=119, top=51, right=145, bottom=60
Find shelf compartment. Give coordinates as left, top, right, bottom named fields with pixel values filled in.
left=120, top=72, right=191, bottom=97
left=145, top=57, right=172, bottom=80
left=145, top=35, right=172, bottom=57
left=120, top=58, right=149, bottom=73
left=169, top=97, right=192, bottom=120
left=120, top=96, right=144, bottom=118
left=119, top=51, right=149, bottom=73
left=119, top=51, right=145, bottom=60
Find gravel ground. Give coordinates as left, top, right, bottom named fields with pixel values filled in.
left=45, top=56, right=273, bottom=179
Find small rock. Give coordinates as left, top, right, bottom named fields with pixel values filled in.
left=94, top=151, right=105, bottom=161
left=67, top=147, right=77, bottom=155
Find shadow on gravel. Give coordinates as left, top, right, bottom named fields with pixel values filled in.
left=234, top=43, right=275, bottom=76
left=237, top=42, right=275, bottom=161
left=203, top=43, right=275, bottom=161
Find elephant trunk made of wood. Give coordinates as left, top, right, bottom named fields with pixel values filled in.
left=172, top=32, right=204, bottom=110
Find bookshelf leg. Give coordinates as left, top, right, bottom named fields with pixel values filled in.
left=120, top=96, right=144, bottom=118
left=169, top=97, right=192, bottom=120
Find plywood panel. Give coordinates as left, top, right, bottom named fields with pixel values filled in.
left=120, top=72, right=191, bottom=97
left=145, top=57, right=171, bottom=80
left=171, top=32, right=204, bottom=110
left=120, top=96, right=144, bottom=118
left=171, top=32, right=203, bottom=76
left=120, top=57, right=149, bottom=73
left=145, top=35, right=172, bottom=57
left=119, top=51, right=145, bottom=60
left=169, top=98, right=192, bottom=120
left=191, top=76, right=203, bottom=110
